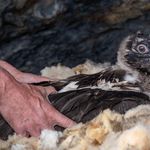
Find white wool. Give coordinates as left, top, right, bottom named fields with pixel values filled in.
left=41, top=65, right=75, bottom=79
left=40, top=60, right=111, bottom=80
left=100, top=124, right=150, bottom=150
left=117, top=124, right=150, bottom=150
left=39, top=129, right=62, bottom=150
left=11, top=144, right=26, bottom=150
left=124, top=104, right=150, bottom=119
left=73, top=60, right=111, bottom=74
left=100, top=132, right=120, bottom=150
left=2, top=106, right=150, bottom=150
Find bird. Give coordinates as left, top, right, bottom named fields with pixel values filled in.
left=63, top=31, right=150, bottom=93
left=1, top=31, right=150, bottom=140
left=32, top=31, right=150, bottom=94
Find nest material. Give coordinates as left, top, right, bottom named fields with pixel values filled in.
left=1, top=105, right=150, bottom=150
left=41, top=60, right=111, bottom=79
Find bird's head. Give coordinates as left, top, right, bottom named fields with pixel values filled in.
left=117, top=31, right=150, bottom=74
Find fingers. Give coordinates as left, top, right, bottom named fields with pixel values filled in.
left=34, top=86, right=57, bottom=100
left=14, top=118, right=50, bottom=137
left=15, top=124, right=41, bottom=137
left=42, top=101, right=76, bottom=129
left=9, top=100, right=75, bottom=137
left=53, top=111, right=76, bottom=128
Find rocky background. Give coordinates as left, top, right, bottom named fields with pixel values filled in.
left=0, top=0, right=150, bottom=74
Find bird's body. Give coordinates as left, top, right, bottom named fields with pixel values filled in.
left=34, top=31, right=150, bottom=94
left=1, top=31, right=150, bottom=140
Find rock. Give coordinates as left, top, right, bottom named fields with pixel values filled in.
left=0, top=0, right=149, bottom=74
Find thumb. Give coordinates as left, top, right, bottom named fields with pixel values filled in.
left=43, top=102, right=76, bottom=128
left=54, top=111, right=76, bottom=128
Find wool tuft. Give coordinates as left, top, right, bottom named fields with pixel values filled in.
left=39, top=129, right=62, bottom=150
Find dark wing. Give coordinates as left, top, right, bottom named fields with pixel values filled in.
left=0, top=88, right=149, bottom=140
left=48, top=89, right=150, bottom=123
left=32, top=68, right=127, bottom=90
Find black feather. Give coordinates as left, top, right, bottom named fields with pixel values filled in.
left=31, top=69, right=127, bottom=90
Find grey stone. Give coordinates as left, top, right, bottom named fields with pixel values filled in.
left=0, top=0, right=149, bottom=74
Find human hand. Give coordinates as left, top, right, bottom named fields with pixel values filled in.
left=0, top=64, right=75, bottom=137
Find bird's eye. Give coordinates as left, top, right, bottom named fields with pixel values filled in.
left=136, top=44, right=149, bottom=54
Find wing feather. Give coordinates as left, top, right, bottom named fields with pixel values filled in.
left=0, top=88, right=149, bottom=139
left=32, top=68, right=128, bottom=91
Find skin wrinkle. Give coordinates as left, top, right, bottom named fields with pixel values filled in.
left=29, top=96, right=50, bottom=128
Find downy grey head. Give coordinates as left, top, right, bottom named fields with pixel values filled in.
left=117, top=31, right=150, bottom=74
